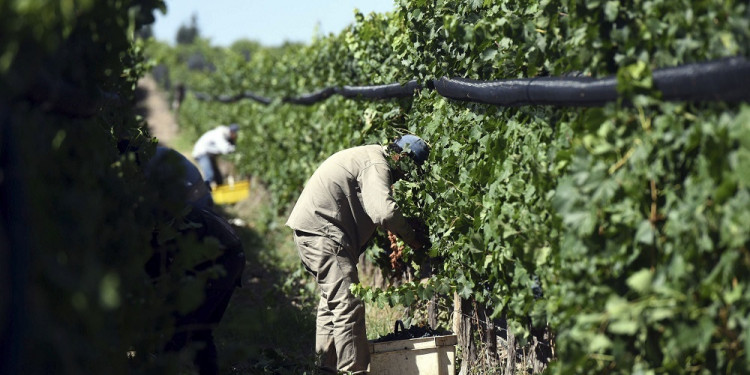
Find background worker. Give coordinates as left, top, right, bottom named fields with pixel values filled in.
left=144, top=146, right=246, bottom=375
left=286, top=134, right=431, bottom=374
left=172, top=83, right=186, bottom=112
left=192, top=124, right=239, bottom=187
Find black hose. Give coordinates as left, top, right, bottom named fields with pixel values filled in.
left=433, top=77, right=620, bottom=106
left=337, top=80, right=421, bottom=99
left=435, top=57, right=750, bottom=106
left=654, top=56, right=750, bottom=102
left=242, top=91, right=273, bottom=105
left=216, top=93, right=245, bottom=103
left=192, top=91, right=213, bottom=101
left=189, top=57, right=750, bottom=107
left=283, top=87, right=336, bottom=105
left=193, top=90, right=272, bottom=104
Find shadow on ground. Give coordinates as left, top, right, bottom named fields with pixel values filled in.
left=212, top=206, right=319, bottom=375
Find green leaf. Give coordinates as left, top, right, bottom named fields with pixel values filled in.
left=589, top=334, right=613, bottom=351
left=608, top=320, right=638, bottom=335
left=604, top=1, right=619, bottom=22
left=483, top=254, right=493, bottom=268
left=635, top=220, right=655, bottom=245
left=481, top=48, right=498, bottom=61
left=403, top=288, right=416, bottom=306
left=626, top=269, right=653, bottom=293
left=605, top=295, right=629, bottom=316
left=99, top=272, right=121, bottom=310
left=647, top=307, right=674, bottom=322
left=535, top=246, right=551, bottom=266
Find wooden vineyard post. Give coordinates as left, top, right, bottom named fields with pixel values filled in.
left=456, top=293, right=477, bottom=375
left=481, top=305, right=499, bottom=369
left=531, top=324, right=553, bottom=373
left=453, top=292, right=461, bottom=334
left=505, top=328, right=516, bottom=374
left=428, top=294, right=438, bottom=330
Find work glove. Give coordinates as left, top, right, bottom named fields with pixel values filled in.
left=406, top=217, right=431, bottom=251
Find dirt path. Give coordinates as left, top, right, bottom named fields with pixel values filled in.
left=137, top=77, right=242, bottom=179
left=137, top=75, right=178, bottom=147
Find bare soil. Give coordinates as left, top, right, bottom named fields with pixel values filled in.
left=137, top=75, right=179, bottom=146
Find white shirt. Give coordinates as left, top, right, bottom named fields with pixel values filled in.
left=191, top=126, right=235, bottom=158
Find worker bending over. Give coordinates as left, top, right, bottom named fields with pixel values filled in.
left=286, top=134, right=430, bottom=374
left=192, top=124, right=239, bottom=187
left=144, top=146, right=245, bottom=375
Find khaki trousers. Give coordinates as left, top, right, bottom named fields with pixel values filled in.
left=293, top=231, right=370, bottom=373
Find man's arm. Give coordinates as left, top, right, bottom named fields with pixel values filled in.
left=212, top=134, right=236, bottom=155
left=359, top=163, right=422, bottom=249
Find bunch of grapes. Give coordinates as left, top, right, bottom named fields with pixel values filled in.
left=387, top=230, right=404, bottom=270
left=373, top=320, right=452, bottom=342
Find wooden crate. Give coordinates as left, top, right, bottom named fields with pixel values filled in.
left=368, top=335, right=457, bottom=375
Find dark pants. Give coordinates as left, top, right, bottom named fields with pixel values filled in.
left=148, top=207, right=245, bottom=375
left=165, top=272, right=242, bottom=375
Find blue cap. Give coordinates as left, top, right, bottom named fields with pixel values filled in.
left=229, top=123, right=239, bottom=133
left=395, top=134, right=429, bottom=166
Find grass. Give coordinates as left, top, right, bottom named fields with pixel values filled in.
left=166, top=128, right=198, bottom=156
left=209, top=181, right=318, bottom=374
left=365, top=304, right=405, bottom=340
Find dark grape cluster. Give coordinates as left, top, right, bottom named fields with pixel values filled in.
left=373, top=321, right=452, bottom=343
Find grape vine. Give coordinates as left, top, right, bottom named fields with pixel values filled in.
left=0, top=1, right=233, bottom=374
left=149, top=0, right=750, bottom=373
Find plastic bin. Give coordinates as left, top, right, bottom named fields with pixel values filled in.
left=368, top=334, right=457, bottom=375
left=211, top=180, right=250, bottom=205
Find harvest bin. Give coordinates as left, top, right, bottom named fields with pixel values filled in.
left=211, top=179, right=250, bottom=205
left=368, top=334, right=458, bottom=375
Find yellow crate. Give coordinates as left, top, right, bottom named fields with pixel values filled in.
left=211, top=180, right=250, bottom=205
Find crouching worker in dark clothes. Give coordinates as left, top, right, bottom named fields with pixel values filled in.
left=143, top=146, right=245, bottom=375
left=286, top=135, right=431, bottom=374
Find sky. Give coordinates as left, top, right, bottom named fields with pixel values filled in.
left=152, top=0, right=397, bottom=47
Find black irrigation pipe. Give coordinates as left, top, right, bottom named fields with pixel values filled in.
left=433, top=76, right=618, bottom=107
left=191, top=56, right=750, bottom=107
left=193, top=90, right=273, bottom=105
left=436, top=56, right=750, bottom=106
left=337, top=80, right=422, bottom=99
left=283, top=87, right=335, bottom=105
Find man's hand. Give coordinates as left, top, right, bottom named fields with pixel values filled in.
left=409, top=239, right=424, bottom=251
left=414, top=232, right=431, bottom=251
left=406, top=217, right=431, bottom=250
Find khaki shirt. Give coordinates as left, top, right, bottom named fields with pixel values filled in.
left=286, top=145, right=417, bottom=255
